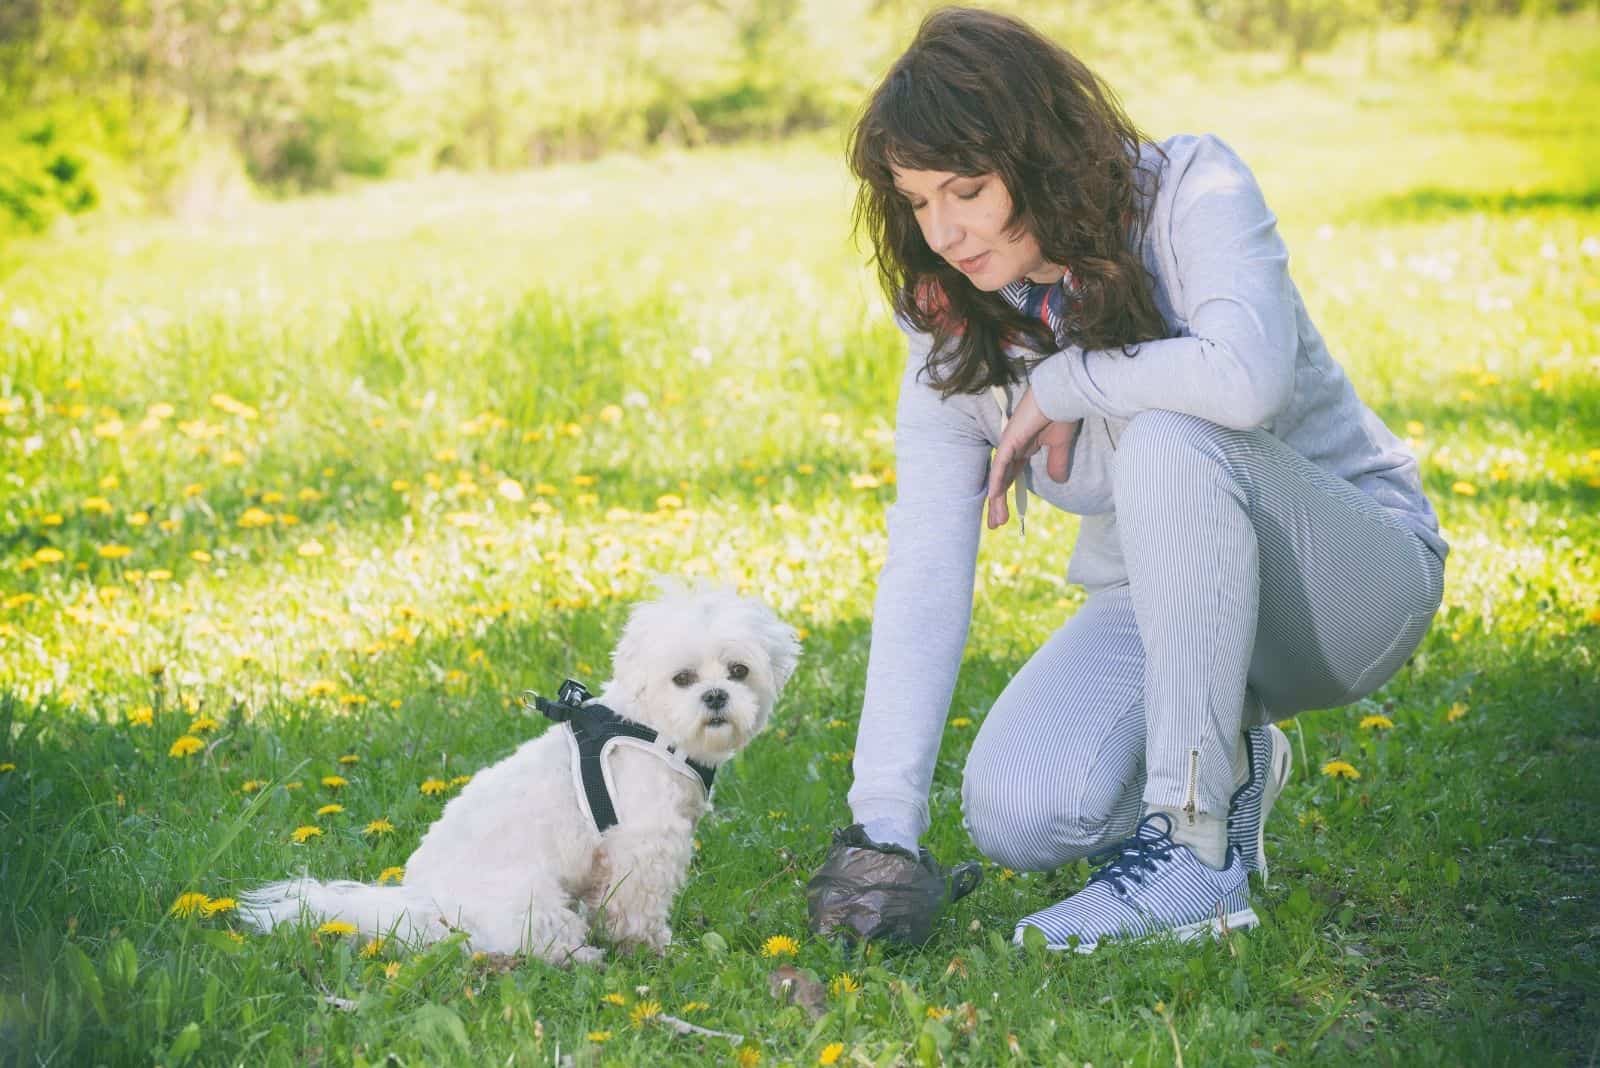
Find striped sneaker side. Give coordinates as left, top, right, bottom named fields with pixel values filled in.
left=1227, top=724, right=1292, bottom=883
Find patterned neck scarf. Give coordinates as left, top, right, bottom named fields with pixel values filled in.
left=998, top=273, right=1074, bottom=345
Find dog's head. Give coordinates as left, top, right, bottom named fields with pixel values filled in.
left=603, top=581, right=800, bottom=765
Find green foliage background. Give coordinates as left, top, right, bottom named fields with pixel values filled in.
left=4, top=0, right=1593, bottom=237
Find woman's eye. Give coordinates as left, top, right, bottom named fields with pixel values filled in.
left=673, top=671, right=695, bottom=687
left=727, top=663, right=749, bottom=681
left=957, top=185, right=982, bottom=201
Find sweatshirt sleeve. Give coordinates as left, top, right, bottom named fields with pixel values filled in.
left=1028, top=135, right=1297, bottom=431
left=846, top=326, right=990, bottom=841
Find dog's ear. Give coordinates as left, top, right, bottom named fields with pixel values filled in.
left=749, top=601, right=802, bottom=695
left=608, top=606, right=657, bottom=707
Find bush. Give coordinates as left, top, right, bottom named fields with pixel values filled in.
left=0, top=109, right=101, bottom=237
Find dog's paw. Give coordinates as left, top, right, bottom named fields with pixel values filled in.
left=566, top=945, right=606, bottom=967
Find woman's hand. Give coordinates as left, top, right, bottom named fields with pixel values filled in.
left=986, top=387, right=1079, bottom=528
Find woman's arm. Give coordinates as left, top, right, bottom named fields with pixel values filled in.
left=1027, top=135, right=1298, bottom=431
left=846, top=326, right=991, bottom=847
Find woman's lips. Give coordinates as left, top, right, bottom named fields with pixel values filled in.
left=956, top=251, right=990, bottom=274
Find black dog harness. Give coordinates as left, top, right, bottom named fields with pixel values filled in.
left=523, top=679, right=716, bottom=834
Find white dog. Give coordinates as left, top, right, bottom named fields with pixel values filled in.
left=240, top=583, right=800, bottom=964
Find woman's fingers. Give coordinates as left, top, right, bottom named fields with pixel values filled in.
left=1041, top=420, right=1079, bottom=482
left=986, top=440, right=1021, bottom=528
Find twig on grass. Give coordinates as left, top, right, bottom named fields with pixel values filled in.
left=653, top=1013, right=744, bottom=1044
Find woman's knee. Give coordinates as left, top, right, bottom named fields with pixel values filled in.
left=961, top=742, right=1119, bottom=871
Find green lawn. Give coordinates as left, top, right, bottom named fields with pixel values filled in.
left=2, top=16, right=1598, bottom=1067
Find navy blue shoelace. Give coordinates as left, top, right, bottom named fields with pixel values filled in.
left=1084, top=823, right=1177, bottom=894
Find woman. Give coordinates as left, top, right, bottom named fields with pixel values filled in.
left=820, top=8, right=1447, bottom=951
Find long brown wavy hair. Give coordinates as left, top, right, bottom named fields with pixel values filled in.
left=849, top=7, right=1169, bottom=397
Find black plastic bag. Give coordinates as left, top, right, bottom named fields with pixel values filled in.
left=805, top=824, right=983, bottom=945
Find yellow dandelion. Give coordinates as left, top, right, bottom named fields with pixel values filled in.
left=1446, top=702, right=1468, bottom=722
left=377, top=866, right=404, bottom=884
left=629, top=999, right=662, bottom=1026
left=338, top=754, right=360, bottom=765
left=586, top=1031, right=612, bottom=1043
left=127, top=706, right=153, bottom=727
left=306, top=680, right=337, bottom=698
left=241, top=779, right=266, bottom=793
left=188, top=716, right=219, bottom=734
left=818, top=1042, right=845, bottom=1066
left=317, top=920, right=357, bottom=937
left=169, top=893, right=211, bottom=917
left=33, top=547, right=64, bottom=564
left=926, top=1006, right=950, bottom=1020
left=1320, top=760, right=1360, bottom=780
left=761, top=934, right=799, bottom=958
left=191, top=550, right=212, bottom=563
left=361, top=937, right=388, bottom=958
left=83, top=496, right=114, bottom=515
left=384, top=960, right=402, bottom=979
left=680, top=1000, right=709, bottom=1012
left=448, top=774, right=472, bottom=787
left=1450, top=481, right=1478, bottom=497
left=363, top=818, right=394, bottom=836
left=0, top=763, right=15, bottom=773
left=321, top=775, right=348, bottom=789
left=202, top=897, right=237, bottom=916
left=602, top=992, right=627, bottom=1006
left=237, top=507, right=274, bottom=529
left=737, top=1047, right=762, bottom=1068
left=655, top=493, right=683, bottom=510
left=419, top=778, right=448, bottom=796
left=43, top=513, right=64, bottom=526
left=291, top=825, right=323, bottom=843
left=97, top=544, right=132, bottom=560
left=1359, top=713, right=1394, bottom=730
left=317, top=803, right=344, bottom=817
left=168, top=735, right=204, bottom=758
left=949, top=716, right=973, bottom=729
left=829, top=973, right=860, bottom=996
left=849, top=473, right=881, bottom=490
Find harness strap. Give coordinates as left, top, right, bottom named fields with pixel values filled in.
left=523, top=678, right=717, bottom=833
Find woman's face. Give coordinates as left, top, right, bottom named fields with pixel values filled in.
left=891, top=167, right=1063, bottom=290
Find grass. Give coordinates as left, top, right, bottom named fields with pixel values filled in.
left=2, top=14, right=1598, bottom=1067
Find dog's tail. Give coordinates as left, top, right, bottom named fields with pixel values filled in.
left=239, top=877, right=447, bottom=944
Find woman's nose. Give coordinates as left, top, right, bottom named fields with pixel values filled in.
left=926, top=205, right=961, bottom=255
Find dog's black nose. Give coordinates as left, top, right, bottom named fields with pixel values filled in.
left=701, top=688, right=728, bottom=711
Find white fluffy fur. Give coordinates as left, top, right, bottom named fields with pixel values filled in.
left=240, top=582, right=799, bottom=964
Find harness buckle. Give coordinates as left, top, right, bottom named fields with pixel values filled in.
left=557, top=678, right=593, bottom=706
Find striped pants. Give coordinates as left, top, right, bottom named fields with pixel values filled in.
left=961, top=410, right=1445, bottom=871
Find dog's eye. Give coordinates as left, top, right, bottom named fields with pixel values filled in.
left=727, top=663, right=749, bottom=680
left=673, top=670, right=696, bottom=687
